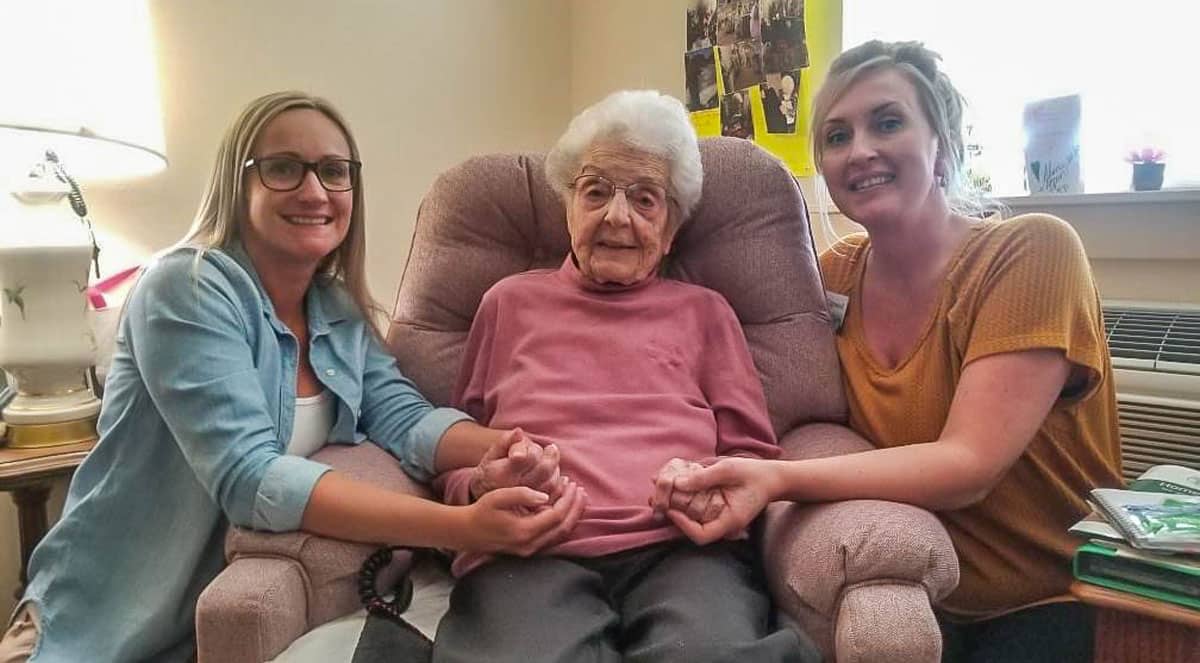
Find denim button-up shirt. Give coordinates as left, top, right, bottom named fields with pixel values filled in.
left=19, top=246, right=468, bottom=662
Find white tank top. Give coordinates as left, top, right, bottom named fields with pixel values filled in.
left=288, top=390, right=335, bottom=457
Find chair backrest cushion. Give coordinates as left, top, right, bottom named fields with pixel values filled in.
left=386, top=137, right=845, bottom=435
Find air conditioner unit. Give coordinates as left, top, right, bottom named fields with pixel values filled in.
left=1102, top=300, right=1200, bottom=482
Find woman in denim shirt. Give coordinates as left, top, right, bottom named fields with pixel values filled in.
left=0, top=92, right=586, bottom=663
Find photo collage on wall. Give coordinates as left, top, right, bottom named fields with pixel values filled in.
left=685, top=0, right=808, bottom=139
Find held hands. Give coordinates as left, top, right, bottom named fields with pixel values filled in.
left=650, top=458, right=729, bottom=525
left=463, top=481, right=587, bottom=557
left=470, top=428, right=563, bottom=501
left=649, top=457, right=775, bottom=545
left=461, top=427, right=586, bottom=556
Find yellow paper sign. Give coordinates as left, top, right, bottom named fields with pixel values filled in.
left=688, top=0, right=839, bottom=177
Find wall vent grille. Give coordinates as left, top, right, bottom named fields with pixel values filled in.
left=1103, top=304, right=1200, bottom=481
left=1116, top=395, right=1200, bottom=482
left=1104, top=306, right=1200, bottom=375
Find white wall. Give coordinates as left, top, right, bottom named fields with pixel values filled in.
left=1, top=0, right=573, bottom=620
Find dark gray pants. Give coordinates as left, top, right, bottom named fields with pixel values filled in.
left=433, top=540, right=816, bottom=663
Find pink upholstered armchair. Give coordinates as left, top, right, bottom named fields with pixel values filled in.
left=195, top=137, right=958, bottom=662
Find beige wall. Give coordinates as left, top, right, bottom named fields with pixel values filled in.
left=569, top=1, right=686, bottom=112
left=1007, top=198, right=1200, bottom=305
left=1, top=0, right=573, bottom=620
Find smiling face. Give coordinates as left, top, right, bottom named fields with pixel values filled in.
left=567, top=142, right=678, bottom=286
left=818, top=68, right=943, bottom=229
left=242, top=108, right=353, bottom=278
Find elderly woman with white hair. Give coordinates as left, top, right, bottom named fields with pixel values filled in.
left=431, top=90, right=813, bottom=663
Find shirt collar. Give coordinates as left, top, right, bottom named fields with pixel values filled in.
left=560, top=253, right=659, bottom=293
left=222, top=241, right=352, bottom=334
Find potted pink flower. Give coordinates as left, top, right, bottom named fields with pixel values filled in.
left=1127, top=147, right=1166, bottom=191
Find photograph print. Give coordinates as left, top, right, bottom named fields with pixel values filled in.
left=762, top=15, right=808, bottom=73
left=685, top=47, right=719, bottom=111
left=718, top=40, right=765, bottom=93
left=686, top=0, right=717, bottom=50
left=763, top=0, right=803, bottom=21
left=761, top=70, right=800, bottom=133
left=720, top=88, right=755, bottom=141
left=714, top=0, right=739, bottom=46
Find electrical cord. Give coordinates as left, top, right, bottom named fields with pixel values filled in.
left=43, top=150, right=102, bottom=278
left=358, top=546, right=416, bottom=623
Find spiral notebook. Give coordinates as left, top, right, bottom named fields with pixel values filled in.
left=1089, top=488, right=1200, bottom=554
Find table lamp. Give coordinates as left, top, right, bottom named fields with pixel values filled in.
left=0, top=1, right=166, bottom=448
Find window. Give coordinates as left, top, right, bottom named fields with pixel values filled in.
left=843, top=1, right=1199, bottom=196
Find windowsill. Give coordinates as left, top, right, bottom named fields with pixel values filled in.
left=797, top=179, right=1200, bottom=217
left=998, top=188, right=1200, bottom=208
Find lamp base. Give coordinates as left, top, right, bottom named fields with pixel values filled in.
left=3, top=415, right=98, bottom=449
left=2, top=382, right=101, bottom=425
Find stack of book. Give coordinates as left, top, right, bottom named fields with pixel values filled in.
left=1069, top=464, right=1200, bottom=610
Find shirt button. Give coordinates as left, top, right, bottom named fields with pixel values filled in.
left=325, top=368, right=336, bottom=377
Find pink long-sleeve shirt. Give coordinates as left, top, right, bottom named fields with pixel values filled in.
left=441, top=257, right=779, bottom=576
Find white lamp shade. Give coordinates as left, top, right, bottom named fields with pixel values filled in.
left=0, top=0, right=167, bottom=181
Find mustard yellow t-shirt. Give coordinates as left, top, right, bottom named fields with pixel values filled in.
left=819, top=213, right=1123, bottom=619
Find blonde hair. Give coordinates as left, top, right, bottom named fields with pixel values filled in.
left=180, top=91, right=379, bottom=325
left=811, top=40, right=999, bottom=219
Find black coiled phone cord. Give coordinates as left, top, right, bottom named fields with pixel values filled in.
left=358, top=546, right=415, bottom=623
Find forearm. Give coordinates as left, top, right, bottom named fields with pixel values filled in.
left=433, top=420, right=504, bottom=473
left=768, top=440, right=996, bottom=510
left=300, top=471, right=471, bottom=550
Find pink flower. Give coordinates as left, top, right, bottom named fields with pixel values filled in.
left=1126, top=147, right=1165, bottom=164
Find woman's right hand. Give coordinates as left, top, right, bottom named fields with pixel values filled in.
left=460, top=480, right=588, bottom=556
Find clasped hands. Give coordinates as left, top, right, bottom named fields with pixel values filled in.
left=467, top=429, right=771, bottom=553
left=648, top=457, right=771, bottom=545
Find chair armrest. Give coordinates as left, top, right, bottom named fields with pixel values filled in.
left=195, top=443, right=430, bottom=662
left=777, top=420, right=876, bottom=459
left=195, top=557, right=308, bottom=663
left=761, top=423, right=959, bottom=656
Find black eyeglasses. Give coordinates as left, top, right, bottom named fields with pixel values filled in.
left=244, top=156, right=362, bottom=192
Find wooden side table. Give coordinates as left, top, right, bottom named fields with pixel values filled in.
left=1070, top=581, right=1200, bottom=663
left=0, top=441, right=94, bottom=599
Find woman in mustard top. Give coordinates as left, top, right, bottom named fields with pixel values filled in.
left=651, top=41, right=1123, bottom=662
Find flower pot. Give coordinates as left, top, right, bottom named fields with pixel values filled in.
left=1131, top=162, right=1165, bottom=191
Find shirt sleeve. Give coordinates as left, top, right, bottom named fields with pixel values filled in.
left=958, top=215, right=1109, bottom=402
left=435, top=467, right=474, bottom=506
left=358, top=331, right=471, bottom=484
left=125, top=253, right=328, bottom=532
left=700, top=294, right=781, bottom=460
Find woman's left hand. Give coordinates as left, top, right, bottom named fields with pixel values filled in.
left=659, top=457, right=776, bottom=545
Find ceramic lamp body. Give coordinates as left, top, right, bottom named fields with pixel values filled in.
left=0, top=196, right=100, bottom=426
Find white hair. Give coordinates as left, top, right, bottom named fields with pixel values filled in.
left=545, top=90, right=703, bottom=222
